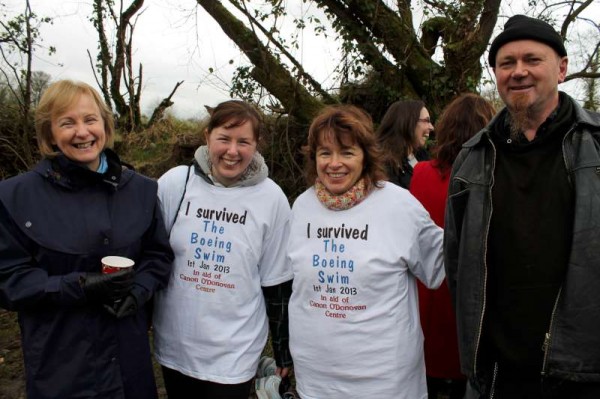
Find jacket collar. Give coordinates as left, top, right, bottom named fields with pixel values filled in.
left=462, top=92, right=600, bottom=149
left=34, top=148, right=132, bottom=190
left=573, top=96, right=600, bottom=127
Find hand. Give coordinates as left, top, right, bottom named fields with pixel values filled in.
left=104, top=294, right=138, bottom=319
left=80, top=269, right=134, bottom=304
left=276, top=367, right=290, bottom=378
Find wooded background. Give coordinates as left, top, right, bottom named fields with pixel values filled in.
left=1, top=0, right=598, bottom=187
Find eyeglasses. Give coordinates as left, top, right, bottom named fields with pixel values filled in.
left=418, top=118, right=433, bottom=124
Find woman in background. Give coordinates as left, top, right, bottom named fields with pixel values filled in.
left=409, top=93, right=496, bottom=399
left=377, top=100, right=434, bottom=188
left=288, top=105, right=445, bottom=398
left=153, top=100, right=292, bottom=399
left=0, top=80, right=173, bottom=399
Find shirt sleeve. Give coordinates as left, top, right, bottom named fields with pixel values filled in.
left=443, top=150, right=469, bottom=308
left=131, top=198, right=175, bottom=306
left=262, top=279, right=293, bottom=367
left=408, top=207, right=446, bottom=290
left=258, top=186, right=293, bottom=286
left=157, top=165, right=190, bottom=236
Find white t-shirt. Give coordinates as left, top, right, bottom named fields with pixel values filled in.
left=153, top=165, right=292, bottom=384
left=288, top=182, right=444, bottom=399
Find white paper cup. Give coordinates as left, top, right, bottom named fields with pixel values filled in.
left=101, top=256, right=135, bottom=274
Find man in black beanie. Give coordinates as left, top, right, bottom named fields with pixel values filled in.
left=444, top=14, right=600, bottom=398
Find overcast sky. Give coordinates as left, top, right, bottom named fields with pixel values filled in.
left=16, top=0, right=255, bottom=119
left=2, top=0, right=343, bottom=119
left=3, top=1, right=598, bottom=119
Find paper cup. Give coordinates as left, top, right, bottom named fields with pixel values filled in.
left=101, top=256, right=135, bottom=274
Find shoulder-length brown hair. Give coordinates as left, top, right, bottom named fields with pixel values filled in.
left=376, top=99, right=425, bottom=169
left=35, top=80, right=115, bottom=158
left=303, top=105, right=387, bottom=192
left=434, top=93, right=496, bottom=174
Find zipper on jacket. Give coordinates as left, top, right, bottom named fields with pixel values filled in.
left=473, top=138, right=497, bottom=378
left=541, top=286, right=563, bottom=376
left=490, top=362, right=499, bottom=399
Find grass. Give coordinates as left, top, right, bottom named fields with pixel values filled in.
left=115, top=116, right=206, bottom=180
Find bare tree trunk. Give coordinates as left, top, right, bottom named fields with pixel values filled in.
left=89, top=0, right=183, bottom=132
left=147, top=80, right=184, bottom=127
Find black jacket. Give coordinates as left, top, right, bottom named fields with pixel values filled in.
left=386, top=148, right=430, bottom=189
left=0, top=150, right=174, bottom=399
left=444, top=94, right=600, bottom=393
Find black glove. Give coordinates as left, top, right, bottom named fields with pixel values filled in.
left=104, top=294, right=138, bottom=319
left=80, top=269, right=134, bottom=304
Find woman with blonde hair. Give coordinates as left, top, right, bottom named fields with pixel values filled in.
left=0, top=79, right=173, bottom=398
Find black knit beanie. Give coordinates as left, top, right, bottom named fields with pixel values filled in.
left=488, top=15, right=567, bottom=67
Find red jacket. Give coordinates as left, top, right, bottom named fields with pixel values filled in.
left=410, top=160, right=464, bottom=379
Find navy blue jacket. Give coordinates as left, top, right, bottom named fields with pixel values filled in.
left=0, top=150, right=173, bottom=399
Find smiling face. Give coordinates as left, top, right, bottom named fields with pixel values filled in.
left=315, top=132, right=365, bottom=195
left=50, top=93, right=107, bottom=170
left=494, top=40, right=568, bottom=122
left=414, top=107, right=433, bottom=150
left=205, top=119, right=257, bottom=186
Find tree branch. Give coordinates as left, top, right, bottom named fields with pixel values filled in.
left=147, top=80, right=184, bottom=127
left=92, top=0, right=113, bottom=108
left=230, top=1, right=336, bottom=103
left=560, top=0, right=594, bottom=38
left=87, top=49, right=111, bottom=107
left=564, top=71, right=600, bottom=81
left=196, top=0, right=324, bottom=124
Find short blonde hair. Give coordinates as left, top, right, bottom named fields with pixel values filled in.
left=35, top=80, right=115, bottom=158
